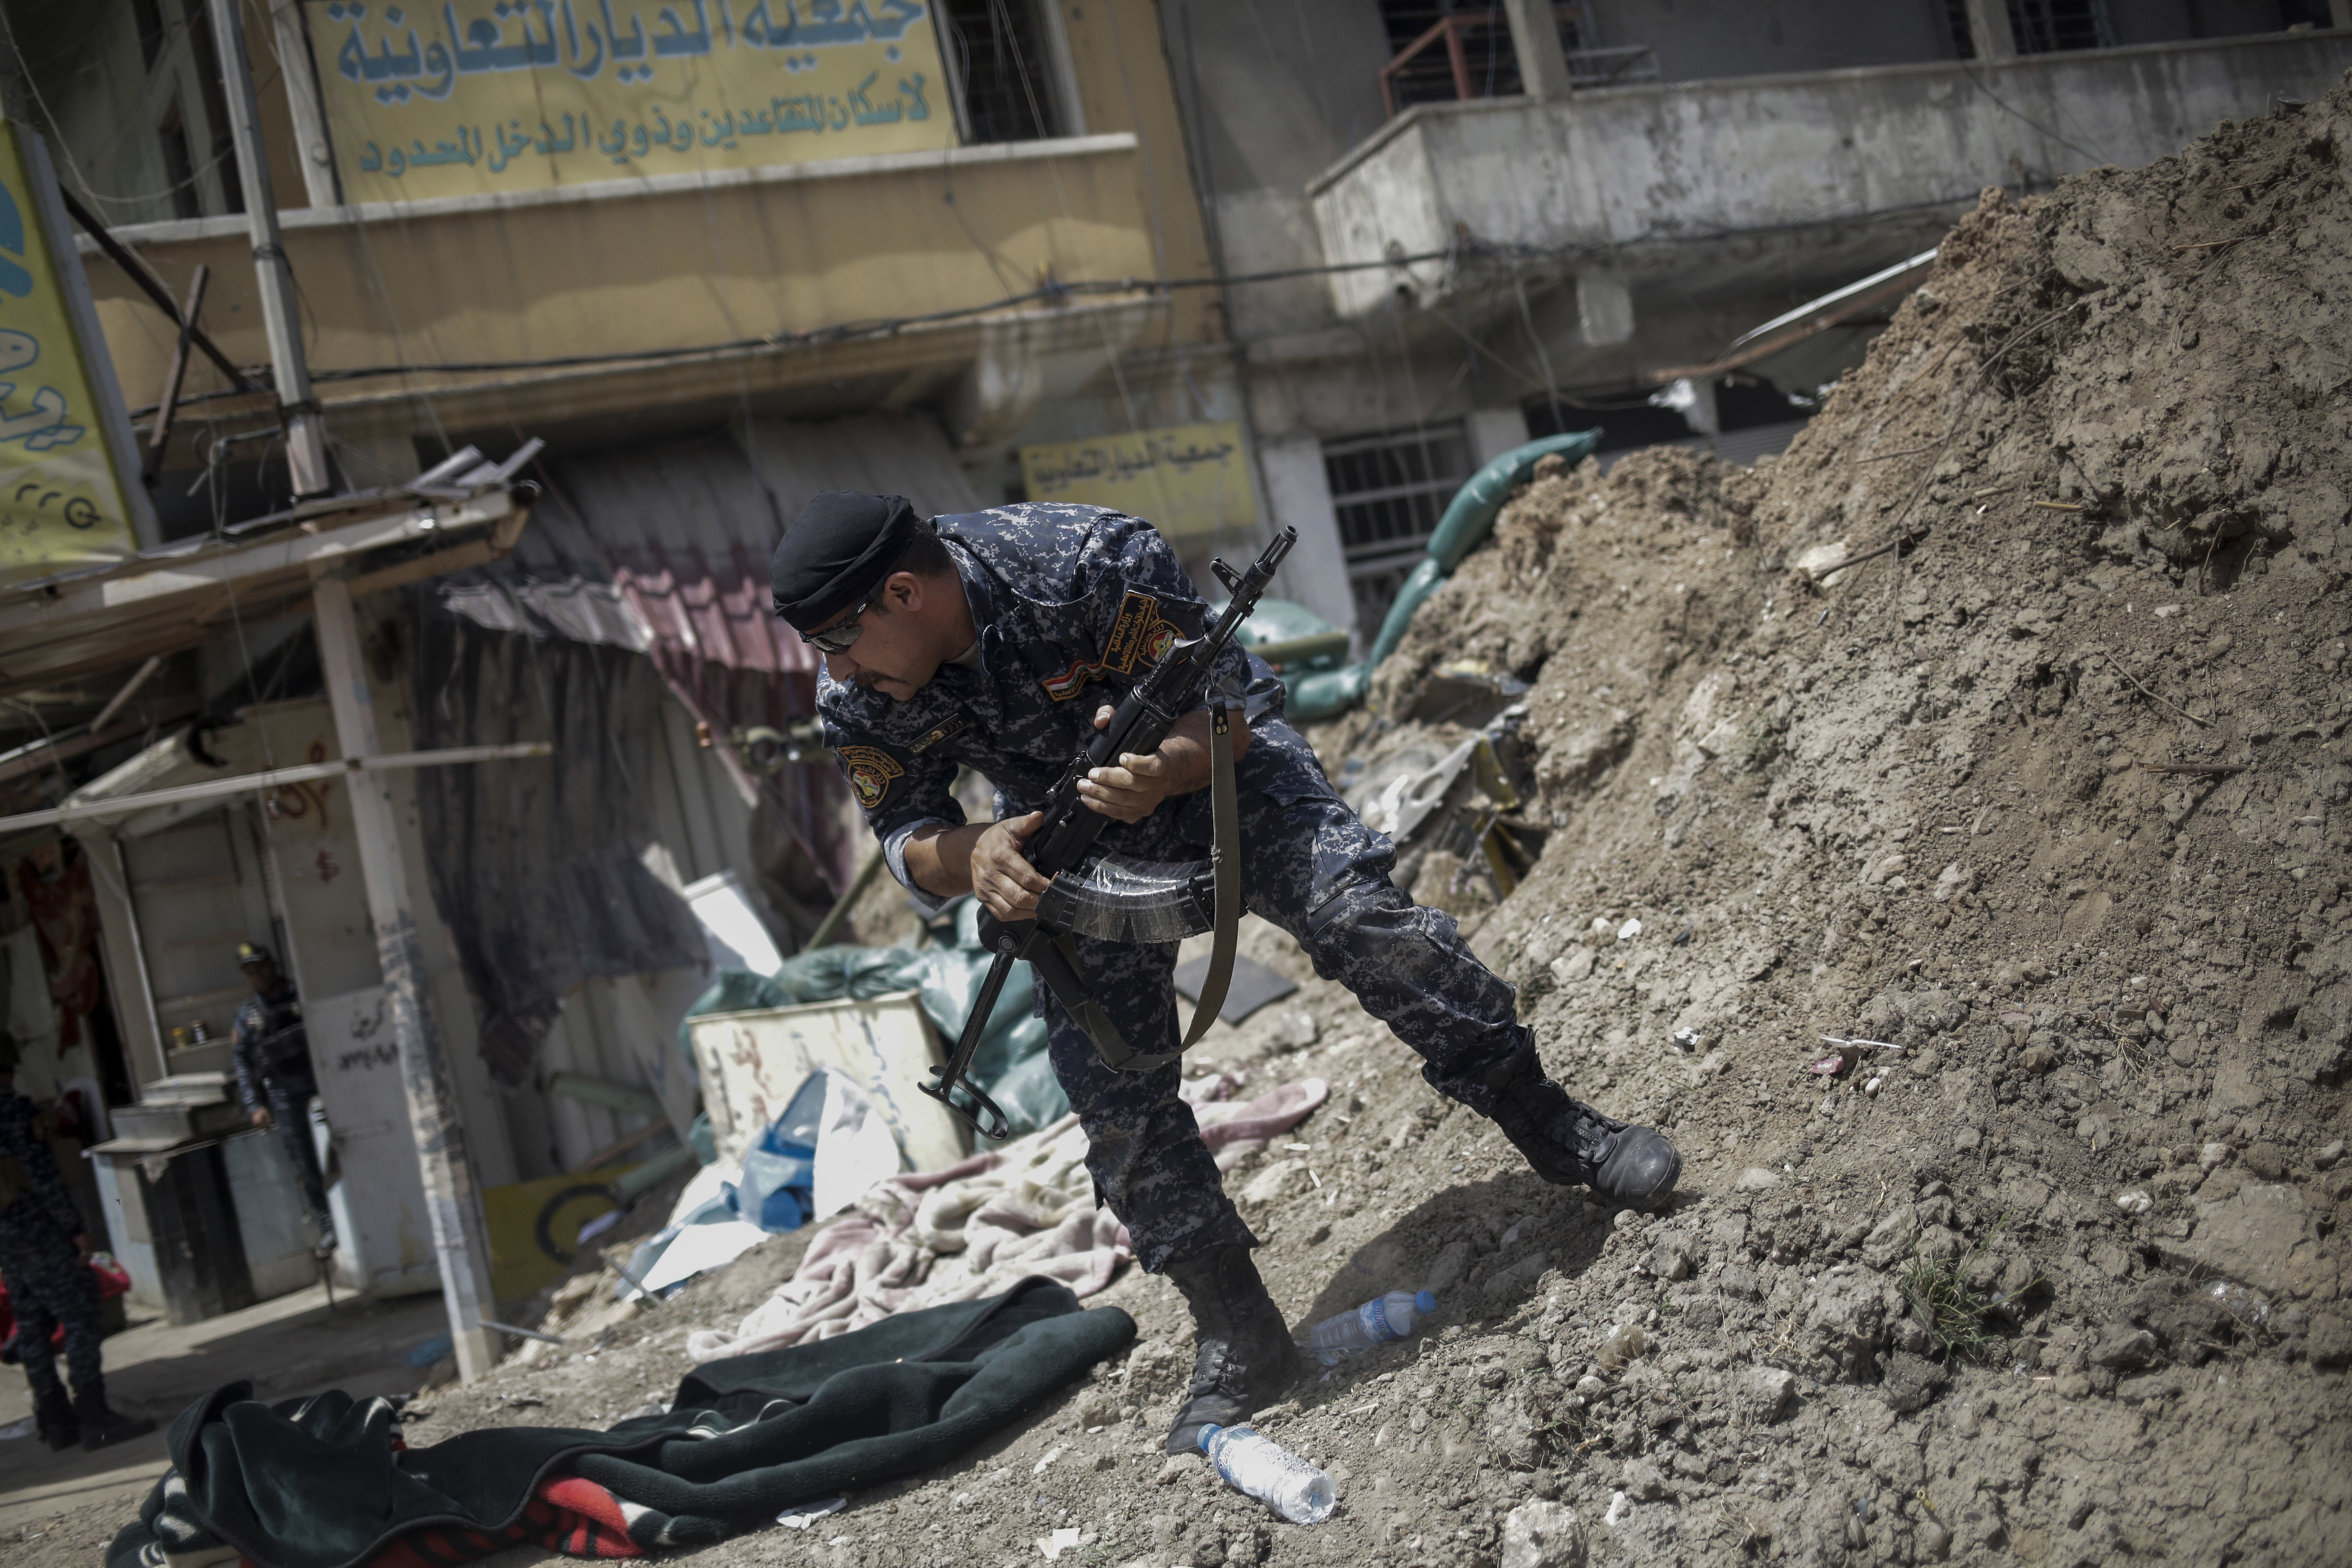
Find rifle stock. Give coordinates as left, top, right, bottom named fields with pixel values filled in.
left=921, top=527, right=1298, bottom=1137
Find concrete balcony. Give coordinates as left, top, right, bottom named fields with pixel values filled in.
left=76, top=133, right=1167, bottom=455
left=1309, top=32, right=2352, bottom=321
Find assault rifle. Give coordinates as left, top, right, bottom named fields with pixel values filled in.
left=922, top=527, right=1298, bottom=1139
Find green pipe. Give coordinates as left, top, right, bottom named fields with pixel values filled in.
left=1289, top=430, right=1602, bottom=720
left=613, top=1143, right=697, bottom=1203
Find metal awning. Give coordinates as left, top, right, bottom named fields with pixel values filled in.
left=0, top=449, right=537, bottom=700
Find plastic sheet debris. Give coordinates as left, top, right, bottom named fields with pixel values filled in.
left=1037, top=1526, right=1084, bottom=1559
left=777, top=1497, right=847, bottom=1529
left=727, top=1082, right=819, bottom=1234
left=2207, top=1279, right=2272, bottom=1329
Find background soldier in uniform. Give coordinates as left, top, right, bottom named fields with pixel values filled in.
left=771, top=491, right=1681, bottom=1453
left=231, top=943, right=335, bottom=1256
left=0, top=1032, right=153, bottom=1451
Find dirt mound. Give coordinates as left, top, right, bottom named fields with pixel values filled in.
left=1221, top=78, right=2350, bottom=1565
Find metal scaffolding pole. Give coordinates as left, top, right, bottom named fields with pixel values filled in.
left=313, top=575, right=501, bottom=1381
left=205, top=0, right=332, bottom=496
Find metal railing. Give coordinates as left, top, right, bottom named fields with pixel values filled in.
left=1378, top=7, right=1656, bottom=118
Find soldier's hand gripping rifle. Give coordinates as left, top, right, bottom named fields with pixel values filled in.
left=921, top=527, right=1298, bottom=1139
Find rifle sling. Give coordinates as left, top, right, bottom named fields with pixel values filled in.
left=1177, top=702, right=1241, bottom=1051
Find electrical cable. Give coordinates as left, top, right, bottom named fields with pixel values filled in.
left=125, top=188, right=2000, bottom=420
left=1953, top=57, right=2108, bottom=167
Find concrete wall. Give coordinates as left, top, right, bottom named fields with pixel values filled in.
left=1313, top=32, right=2352, bottom=316
left=1156, top=0, right=1394, bottom=343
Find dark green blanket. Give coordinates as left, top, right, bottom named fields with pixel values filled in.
left=107, top=1278, right=1133, bottom=1568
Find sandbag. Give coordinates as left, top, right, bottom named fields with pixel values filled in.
left=1423, top=430, right=1601, bottom=572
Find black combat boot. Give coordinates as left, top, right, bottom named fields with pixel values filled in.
left=1487, top=1038, right=1682, bottom=1209
left=1161, top=1243, right=1303, bottom=1456
left=73, top=1381, right=156, bottom=1451
left=32, top=1385, right=78, bottom=1452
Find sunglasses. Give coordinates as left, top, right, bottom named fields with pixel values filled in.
left=800, top=591, right=877, bottom=655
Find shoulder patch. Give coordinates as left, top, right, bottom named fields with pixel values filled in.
left=836, top=745, right=906, bottom=811
left=1040, top=590, right=1182, bottom=702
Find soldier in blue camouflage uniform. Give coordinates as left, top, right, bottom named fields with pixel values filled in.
left=231, top=943, right=335, bottom=1255
left=0, top=1032, right=153, bottom=1450
left=772, top=491, right=1679, bottom=1452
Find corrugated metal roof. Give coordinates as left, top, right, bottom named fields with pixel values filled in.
left=436, top=412, right=980, bottom=674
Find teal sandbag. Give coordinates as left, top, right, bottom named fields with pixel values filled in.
left=1423, top=430, right=1602, bottom=574
left=771, top=944, right=927, bottom=1002
left=1285, top=661, right=1371, bottom=721
left=1230, top=597, right=1336, bottom=648
left=1363, top=556, right=1447, bottom=670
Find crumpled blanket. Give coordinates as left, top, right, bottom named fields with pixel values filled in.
left=685, top=1076, right=1327, bottom=1363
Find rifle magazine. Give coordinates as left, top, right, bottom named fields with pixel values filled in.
left=1034, top=854, right=1216, bottom=944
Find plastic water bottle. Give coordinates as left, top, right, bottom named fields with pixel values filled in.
left=1198, top=1424, right=1336, bottom=1524
left=1307, top=1290, right=1436, bottom=1366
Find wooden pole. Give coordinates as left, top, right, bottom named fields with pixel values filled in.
left=142, top=265, right=207, bottom=483
left=266, top=0, right=343, bottom=208
left=205, top=0, right=332, bottom=496
left=312, top=575, right=502, bottom=1381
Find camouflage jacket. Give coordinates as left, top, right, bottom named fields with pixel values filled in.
left=0, top=1091, right=80, bottom=1234
left=231, top=983, right=312, bottom=1111
left=816, top=504, right=1302, bottom=909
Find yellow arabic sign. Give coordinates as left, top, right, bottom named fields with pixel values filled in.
left=310, top=0, right=957, bottom=203
left=1020, top=422, right=1258, bottom=543
left=0, top=125, right=149, bottom=581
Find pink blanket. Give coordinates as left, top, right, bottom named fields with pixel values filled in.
left=685, top=1076, right=1328, bottom=1362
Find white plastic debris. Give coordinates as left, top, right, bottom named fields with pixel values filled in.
left=1604, top=1490, right=1632, bottom=1527
left=777, top=1498, right=847, bottom=1529
left=1038, top=1527, right=1084, bottom=1559
left=1033, top=1445, right=1065, bottom=1474
left=1616, top=918, right=1643, bottom=942
left=2114, top=1190, right=2154, bottom=1215
left=1671, top=1028, right=1701, bottom=1052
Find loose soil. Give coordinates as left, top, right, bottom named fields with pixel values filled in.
left=35, top=78, right=2352, bottom=1568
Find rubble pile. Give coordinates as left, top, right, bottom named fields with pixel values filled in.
left=39, top=85, right=2351, bottom=1568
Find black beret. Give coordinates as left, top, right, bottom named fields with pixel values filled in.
left=770, top=491, right=919, bottom=632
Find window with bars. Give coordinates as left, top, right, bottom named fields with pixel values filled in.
left=1946, top=0, right=2116, bottom=56
left=940, top=0, right=1064, bottom=143
left=1323, top=423, right=1470, bottom=633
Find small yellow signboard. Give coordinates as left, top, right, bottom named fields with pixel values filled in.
left=1019, top=421, right=1257, bottom=543
left=0, top=125, right=151, bottom=581
left=309, top=0, right=959, bottom=203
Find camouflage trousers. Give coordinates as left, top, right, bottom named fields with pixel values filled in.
left=267, top=1081, right=334, bottom=1243
left=1038, top=718, right=1523, bottom=1273
left=0, top=1205, right=103, bottom=1402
